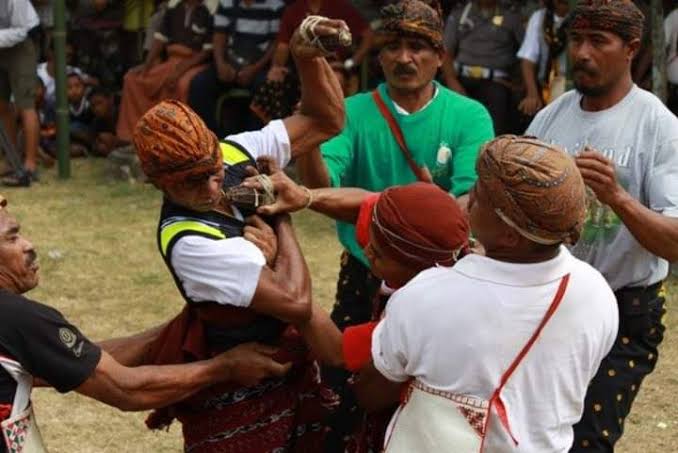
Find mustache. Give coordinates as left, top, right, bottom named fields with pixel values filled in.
left=393, top=64, right=417, bottom=76
left=572, top=62, right=597, bottom=77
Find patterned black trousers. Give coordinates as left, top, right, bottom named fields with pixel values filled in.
left=570, top=283, right=667, bottom=452
left=322, top=251, right=381, bottom=452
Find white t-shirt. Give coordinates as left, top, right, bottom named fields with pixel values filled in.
left=527, top=86, right=678, bottom=290
left=666, top=9, right=678, bottom=85
left=170, top=119, right=291, bottom=307
left=372, top=247, right=618, bottom=452
left=516, top=8, right=566, bottom=82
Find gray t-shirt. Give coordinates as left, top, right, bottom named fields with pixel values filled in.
left=527, top=86, right=678, bottom=290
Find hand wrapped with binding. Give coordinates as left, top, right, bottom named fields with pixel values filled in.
left=236, top=157, right=312, bottom=216
left=291, top=16, right=353, bottom=59
left=222, top=172, right=276, bottom=210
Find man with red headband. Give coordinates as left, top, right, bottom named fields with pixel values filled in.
left=242, top=157, right=470, bottom=450
left=131, top=17, right=346, bottom=452
left=526, top=1, right=678, bottom=449
left=294, top=2, right=493, bottom=446
left=354, top=136, right=618, bottom=452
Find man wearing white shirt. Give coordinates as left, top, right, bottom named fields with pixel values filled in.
left=0, top=0, right=40, bottom=187
left=526, top=1, right=678, bottom=449
left=355, top=135, right=618, bottom=452
left=130, top=17, right=346, bottom=451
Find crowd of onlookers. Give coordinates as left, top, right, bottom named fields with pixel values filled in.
left=0, top=0, right=676, bottom=187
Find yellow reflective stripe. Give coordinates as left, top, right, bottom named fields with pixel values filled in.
left=220, top=142, right=249, bottom=165
left=160, top=221, right=225, bottom=256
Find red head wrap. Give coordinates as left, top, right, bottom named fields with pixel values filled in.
left=371, top=182, right=469, bottom=269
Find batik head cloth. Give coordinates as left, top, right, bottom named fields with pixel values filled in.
left=476, top=135, right=587, bottom=245
left=376, top=0, right=444, bottom=49
left=567, top=0, right=644, bottom=42
left=372, top=182, right=469, bottom=268
left=133, top=100, right=221, bottom=188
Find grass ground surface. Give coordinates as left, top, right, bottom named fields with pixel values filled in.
left=3, top=159, right=675, bottom=452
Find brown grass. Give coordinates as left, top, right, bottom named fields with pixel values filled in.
left=2, top=159, right=674, bottom=452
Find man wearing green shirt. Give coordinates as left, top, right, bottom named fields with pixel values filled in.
left=296, top=1, right=493, bottom=449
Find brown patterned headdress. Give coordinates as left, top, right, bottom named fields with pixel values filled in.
left=376, top=0, right=444, bottom=49
left=567, top=0, right=644, bottom=42
left=476, top=135, right=587, bottom=245
left=133, top=100, right=221, bottom=188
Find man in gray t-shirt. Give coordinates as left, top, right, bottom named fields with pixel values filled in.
left=526, top=1, right=678, bottom=451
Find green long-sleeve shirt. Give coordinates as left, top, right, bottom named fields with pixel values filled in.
left=321, top=81, right=494, bottom=266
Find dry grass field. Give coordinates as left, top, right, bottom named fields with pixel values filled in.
left=2, top=159, right=675, bottom=452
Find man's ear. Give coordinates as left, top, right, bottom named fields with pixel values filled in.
left=626, top=38, right=641, bottom=62
left=436, top=47, right=445, bottom=68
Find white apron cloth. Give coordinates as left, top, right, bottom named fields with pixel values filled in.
left=0, top=356, right=47, bottom=453
left=384, top=274, right=570, bottom=453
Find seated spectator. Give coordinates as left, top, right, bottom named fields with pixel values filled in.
left=67, top=0, right=125, bottom=87
left=89, top=87, right=124, bottom=157
left=442, top=0, right=524, bottom=134
left=67, top=73, right=93, bottom=135
left=35, top=77, right=56, bottom=165
left=251, top=0, right=372, bottom=123
left=355, top=136, right=618, bottom=452
left=37, top=40, right=97, bottom=110
left=517, top=0, right=570, bottom=118
left=65, top=72, right=96, bottom=156
left=121, top=0, right=156, bottom=68
left=187, top=0, right=286, bottom=135
left=115, top=0, right=213, bottom=142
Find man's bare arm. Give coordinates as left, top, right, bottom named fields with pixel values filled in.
left=282, top=20, right=347, bottom=157
left=297, top=304, right=344, bottom=368
left=76, top=344, right=290, bottom=412
left=295, top=148, right=331, bottom=188
left=97, top=322, right=168, bottom=367
left=354, top=361, right=403, bottom=413
left=577, top=150, right=678, bottom=262
left=249, top=216, right=312, bottom=324
left=242, top=159, right=372, bottom=222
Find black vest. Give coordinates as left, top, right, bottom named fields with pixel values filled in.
left=156, top=140, right=285, bottom=350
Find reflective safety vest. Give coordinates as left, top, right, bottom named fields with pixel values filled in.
left=157, top=139, right=256, bottom=293
left=155, top=140, right=285, bottom=348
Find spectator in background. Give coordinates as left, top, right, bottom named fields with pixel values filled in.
left=517, top=0, right=570, bottom=118
left=121, top=0, right=156, bottom=68
left=250, top=0, right=373, bottom=123
left=666, top=4, right=678, bottom=115
left=35, top=76, right=56, bottom=165
left=66, top=72, right=94, bottom=155
left=188, top=0, right=286, bottom=135
left=36, top=41, right=98, bottom=111
left=116, top=0, right=213, bottom=142
left=442, top=0, right=524, bottom=134
left=89, top=87, right=123, bottom=157
left=271, top=0, right=372, bottom=80
left=0, top=0, right=41, bottom=187
left=351, top=0, right=390, bottom=23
